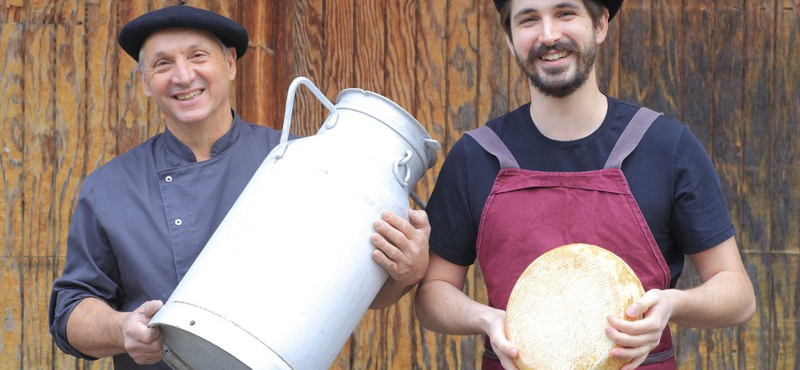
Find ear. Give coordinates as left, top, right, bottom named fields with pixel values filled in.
left=140, top=68, right=152, bottom=97
left=226, top=48, right=237, bottom=81
left=595, top=9, right=610, bottom=44
left=505, top=32, right=516, bottom=56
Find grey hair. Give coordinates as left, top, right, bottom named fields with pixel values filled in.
left=137, top=36, right=229, bottom=75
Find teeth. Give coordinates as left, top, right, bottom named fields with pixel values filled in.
left=176, top=90, right=201, bottom=100
left=542, top=51, right=567, bottom=61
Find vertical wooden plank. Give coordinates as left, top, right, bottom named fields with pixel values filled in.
left=83, top=0, right=117, bottom=175
left=322, top=0, right=355, bottom=104
left=30, top=0, right=87, bottom=369
left=773, top=0, right=800, bottom=368
left=672, top=1, right=713, bottom=367
left=291, top=0, right=325, bottom=137
left=449, top=1, right=482, bottom=368
left=678, top=0, right=713, bottom=148
left=616, top=0, right=650, bottom=106
left=20, top=1, right=56, bottom=370
left=380, top=3, right=423, bottom=369
left=477, top=1, right=508, bottom=127
left=596, top=8, right=620, bottom=98
left=648, top=0, right=679, bottom=117
left=0, top=23, right=24, bottom=258
left=739, top=1, right=777, bottom=369
left=416, top=2, right=478, bottom=369
left=0, top=15, right=24, bottom=370
left=702, top=1, right=746, bottom=369
left=346, top=0, right=395, bottom=368
left=237, top=0, right=290, bottom=129
left=116, top=0, right=150, bottom=154
left=354, top=0, right=385, bottom=94
left=0, top=258, right=22, bottom=369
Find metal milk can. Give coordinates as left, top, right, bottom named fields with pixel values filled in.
left=148, top=77, right=440, bottom=370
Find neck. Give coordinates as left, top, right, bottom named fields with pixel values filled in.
left=528, top=73, right=608, bottom=142
left=166, top=107, right=233, bottom=162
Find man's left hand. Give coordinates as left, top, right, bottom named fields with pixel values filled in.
left=605, top=288, right=675, bottom=370
left=371, top=209, right=431, bottom=287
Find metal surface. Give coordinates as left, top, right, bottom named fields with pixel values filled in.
left=149, top=77, right=439, bottom=370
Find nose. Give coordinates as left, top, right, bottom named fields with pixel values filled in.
left=539, top=17, right=562, bottom=46
left=171, top=59, right=195, bottom=85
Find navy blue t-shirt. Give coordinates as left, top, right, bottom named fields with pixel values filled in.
left=426, top=97, right=735, bottom=288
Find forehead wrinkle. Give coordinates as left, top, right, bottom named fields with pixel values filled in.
left=145, top=41, right=211, bottom=62
left=513, top=0, right=582, bottom=21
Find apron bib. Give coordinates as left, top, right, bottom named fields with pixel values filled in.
left=468, top=108, right=676, bottom=370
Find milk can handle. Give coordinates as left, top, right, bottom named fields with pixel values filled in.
left=276, top=77, right=338, bottom=159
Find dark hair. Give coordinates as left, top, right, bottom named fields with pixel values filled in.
left=500, top=0, right=607, bottom=40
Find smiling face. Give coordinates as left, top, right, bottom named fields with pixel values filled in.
left=139, top=28, right=237, bottom=130
left=506, top=0, right=608, bottom=98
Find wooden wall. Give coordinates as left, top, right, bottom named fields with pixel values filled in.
left=0, top=0, right=797, bottom=369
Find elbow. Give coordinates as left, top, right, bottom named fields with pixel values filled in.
left=735, top=290, right=757, bottom=326
left=413, top=283, right=432, bottom=329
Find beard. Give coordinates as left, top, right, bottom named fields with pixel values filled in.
left=515, top=38, right=597, bottom=98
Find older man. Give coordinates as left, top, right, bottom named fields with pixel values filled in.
left=49, top=4, right=430, bottom=369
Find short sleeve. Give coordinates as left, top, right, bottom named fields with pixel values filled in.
left=670, top=128, right=735, bottom=254
left=427, top=137, right=482, bottom=266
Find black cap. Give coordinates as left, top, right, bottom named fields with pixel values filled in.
left=118, top=4, right=248, bottom=62
left=493, top=0, right=624, bottom=22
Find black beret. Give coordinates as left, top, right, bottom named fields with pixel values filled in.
left=118, top=4, right=248, bottom=62
left=492, top=0, right=623, bottom=22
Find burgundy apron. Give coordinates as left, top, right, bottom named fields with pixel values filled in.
left=468, top=108, right=676, bottom=370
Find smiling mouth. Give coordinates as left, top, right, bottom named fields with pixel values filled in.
left=175, top=90, right=202, bottom=101
left=541, top=51, right=568, bottom=61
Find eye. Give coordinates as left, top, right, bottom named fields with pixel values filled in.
left=190, top=51, right=210, bottom=60
left=152, top=60, right=171, bottom=70
left=518, top=15, right=539, bottom=26
left=557, top=10, right=576, bottom=19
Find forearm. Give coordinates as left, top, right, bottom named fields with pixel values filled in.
left=370, top=277, right=414, bottom=309
left=67, top=297, right=127, bottom=358
left=415, top=279, right=500, bottom=335
left=668, top=269, right=755, bottom=329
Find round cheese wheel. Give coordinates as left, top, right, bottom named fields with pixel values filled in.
left=505, top=243, right=644, bottom=370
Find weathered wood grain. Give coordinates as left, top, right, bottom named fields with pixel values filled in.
left=116, top=0, right=151, bottom=155
left=648, top=0, right=679, bottom=117
left=739, top=1, right=778, bottom=369
left=416, top=3, right=472, bottom=370
left=3, top=1, right=799, bottom=370
left=616, top=0, right=651, bottom=106
left=322, top=0, right=355, bottom=113
left=596, top=8, right=620, bottom=98
left=290, top=0, right=326, bottom=138
left=772, top=0, right=800, bottom=368
left=236, top=0, right=290, bottom=129
left=0, top=23, right=24, bottom=258
left=477, top=0, right=509, bottom=130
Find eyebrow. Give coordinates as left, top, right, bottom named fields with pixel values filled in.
left=512, top=1, right=581, bottom=22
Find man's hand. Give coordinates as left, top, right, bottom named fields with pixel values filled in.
left=122, top=300, right=165, bottom=365
left=371, top=209, right=431, bottom=286
left=486, top=309, right=520, bottom=370
left=605, top=289, right=674, bottom=370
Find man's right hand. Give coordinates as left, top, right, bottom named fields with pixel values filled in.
left=122, top=300, right=164, bottom=364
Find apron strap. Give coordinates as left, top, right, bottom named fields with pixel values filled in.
left=465, top=126, right=520, bottom=169
left=604, top=107, right=662, bottom=169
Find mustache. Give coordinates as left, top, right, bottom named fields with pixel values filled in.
left=529, top=40, right=580, bottom=60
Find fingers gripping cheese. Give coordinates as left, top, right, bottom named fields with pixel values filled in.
left=505, top=243, right=645, bottom=370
